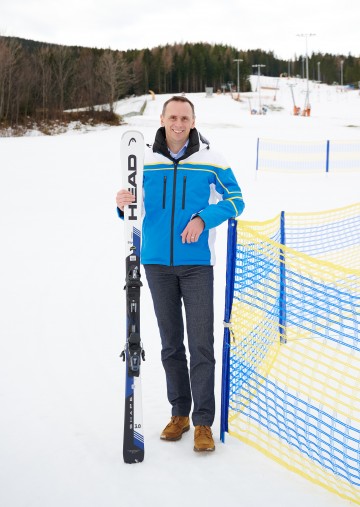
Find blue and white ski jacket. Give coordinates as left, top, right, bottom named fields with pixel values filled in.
left=120, top=127, right=245, bottom=266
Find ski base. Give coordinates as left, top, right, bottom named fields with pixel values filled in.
left=120, top=130, right=145, bottom=464
left=123, top=374, right=144, bottom=464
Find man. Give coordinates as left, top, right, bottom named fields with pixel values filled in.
left=116, top=96, right=244, bottom=452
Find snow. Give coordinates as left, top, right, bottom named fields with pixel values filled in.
left=0, top=77, right=359, bottom=507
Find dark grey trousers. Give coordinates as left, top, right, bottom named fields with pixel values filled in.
left=144, top=265, right=215, bottom=426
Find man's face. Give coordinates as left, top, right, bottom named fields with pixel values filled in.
left=160, top=101, right=195, bottom=150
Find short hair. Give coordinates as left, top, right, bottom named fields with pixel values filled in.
left=162, top=96, right=195, bottom=117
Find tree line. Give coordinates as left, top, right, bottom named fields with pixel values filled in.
left=1, top=36, right=359, bottom=130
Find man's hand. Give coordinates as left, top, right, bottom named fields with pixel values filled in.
left=181, top=216, right=205, bottom=244
left=116, top=189, right=135, bottom=211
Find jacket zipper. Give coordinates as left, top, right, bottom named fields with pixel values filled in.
left=162, top=176, right=167, bottom=209
left=170, top=161, right=178, bottom=266
left=182, top=176, right=187, bottom=209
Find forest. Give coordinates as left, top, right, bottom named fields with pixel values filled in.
left=1, top=36, right=359, bottom=131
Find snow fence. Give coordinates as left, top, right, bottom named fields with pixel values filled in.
left=221, top=202, right=360, bottom=505
left=256, top=138, right=360, bottom=172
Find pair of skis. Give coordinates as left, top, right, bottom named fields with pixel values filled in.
left=120, top=131, right=145, bottom=464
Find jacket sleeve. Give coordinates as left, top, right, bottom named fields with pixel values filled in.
left=196, top=164, right=244, bottom=231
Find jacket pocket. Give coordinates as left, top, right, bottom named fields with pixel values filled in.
left=182, top=176, right=187, bottom=209
left=162, top=176, right=167, bottom=209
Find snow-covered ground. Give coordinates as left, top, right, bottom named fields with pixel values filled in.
left=0, top=77, right=359, bottom=507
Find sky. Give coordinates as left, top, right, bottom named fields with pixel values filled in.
left=0, top=0, right=359, bottom=60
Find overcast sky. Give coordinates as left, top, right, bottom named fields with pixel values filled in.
left=1, top=0, right=359, bottom=60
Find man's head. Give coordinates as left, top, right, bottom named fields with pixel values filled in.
left=160, top=96, right=196, bottom=153
left=161, top=96, right=195, bottom=118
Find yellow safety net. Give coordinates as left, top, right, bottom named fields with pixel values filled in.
left=225, top=203, right=360, bottom=504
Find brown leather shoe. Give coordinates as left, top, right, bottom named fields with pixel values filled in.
left=194, top=425, right=215, bottom=452
left=160, top=416, right=190, bottom=441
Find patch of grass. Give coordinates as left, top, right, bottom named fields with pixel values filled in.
left=63, top=110, right=122, bottom=126
left=0, top=110, right=123, bottom=137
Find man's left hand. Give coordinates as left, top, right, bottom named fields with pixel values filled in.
left=181, top=216, right=205, bottom=244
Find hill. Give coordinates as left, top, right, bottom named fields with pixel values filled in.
left=1, top=36, right=359, bottom=133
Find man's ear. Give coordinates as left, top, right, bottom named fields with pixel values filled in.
left=160, top=115, right=164, bottom=126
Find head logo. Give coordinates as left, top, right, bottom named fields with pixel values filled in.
left=128, top=154, right=137, bottom=220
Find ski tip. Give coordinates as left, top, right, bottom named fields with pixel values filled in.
left=121, top=130, right=144, bottom=142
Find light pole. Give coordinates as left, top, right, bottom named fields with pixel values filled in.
left=340, top=60, right=344, bottom=87
left=252, top=64, right=266, bottom=113
left=317, top=61, right=321, bottom=83
left=301, top=56, right=305, bottom=79
left=233, top=58, right=243, bottom=95
left=297, top=33, right=316, bottom=111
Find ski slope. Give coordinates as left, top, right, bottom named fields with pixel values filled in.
left=0, top=77, right=359, bottom=507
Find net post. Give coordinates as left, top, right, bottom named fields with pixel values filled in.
left=220, top=218, right=238, bottom=442
left=279, top=211, right=287, bottom=343
left=256, top=137, right=260, bottom=172
left=326, top=139, right=330, bottom=173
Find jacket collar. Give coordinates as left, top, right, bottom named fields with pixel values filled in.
left=152, top=127, right=210, bottom=161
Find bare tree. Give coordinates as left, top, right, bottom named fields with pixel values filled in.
left=0, top=38, right=22, bottom=122
left=76, top=48, right=98, bottom=110
left=51, top=45, right=75, bottom=116
left=98, top=49, right=129, bottom=112
left=35, top=47, right=54, bottom=120
left=0, top=40, right=8, bottom=120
